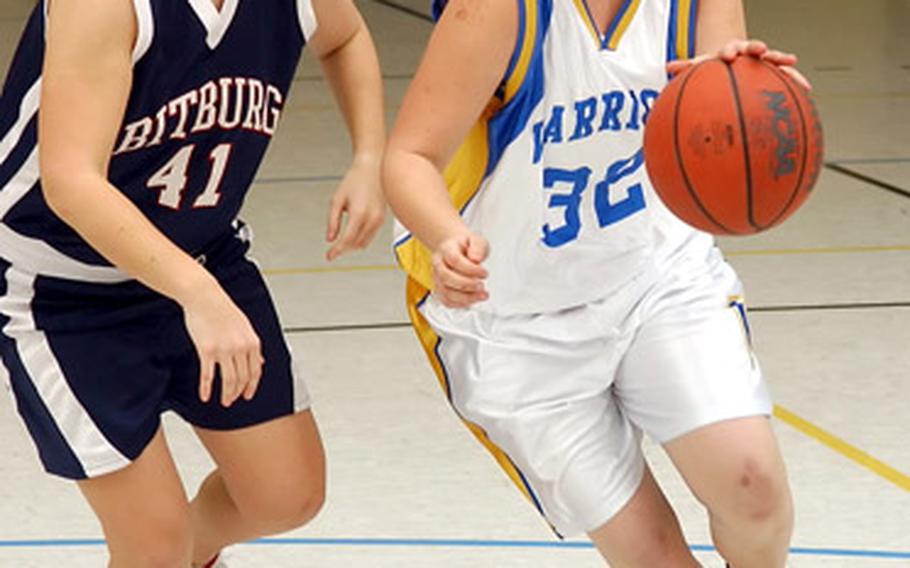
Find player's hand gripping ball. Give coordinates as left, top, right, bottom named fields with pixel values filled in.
left=643, top=55, right=824, bottom=235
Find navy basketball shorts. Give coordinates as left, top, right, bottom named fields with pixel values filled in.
left=0, top=230, right=310, bottom=480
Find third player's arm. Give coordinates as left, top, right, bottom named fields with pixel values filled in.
left=309, top=0, right=386, bottom=260
left=40, top=0, right=262, bottom=406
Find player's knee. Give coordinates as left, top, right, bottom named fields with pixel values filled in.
left=237, top=476, right=326, bottom=532
left=713, top=458, right=792, bottom=527
left=110, top=513, right=193, bottom=567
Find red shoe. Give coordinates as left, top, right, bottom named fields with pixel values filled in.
left=203, top=553, right=227, bottom=568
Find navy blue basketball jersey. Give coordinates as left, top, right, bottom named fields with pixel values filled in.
left=0, top=0, right=317, bottom=281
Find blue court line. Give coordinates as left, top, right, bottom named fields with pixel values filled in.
left=1, top=537, right=909, bottom=559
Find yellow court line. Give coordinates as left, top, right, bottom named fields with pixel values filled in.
left=774, top=405, right=910, bottom=493
left=725, top=244, right=910, bottom=257
left=263, top=264, right=398, bottom=276
left=260, top=245, right=910, bottom=277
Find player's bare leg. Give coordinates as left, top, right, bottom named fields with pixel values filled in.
left=190, top=410, right=326, bottom=565
left=77, top=429, right=193, bottom=568
left=664, top=416, right=793, bottom=568
left=588, top=467, right=700, bottom=567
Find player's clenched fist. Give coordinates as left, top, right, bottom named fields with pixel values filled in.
left=431, top=233, right=490, bottom=308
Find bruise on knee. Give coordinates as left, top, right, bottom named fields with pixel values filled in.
left=736, top=458, right=781, bottom=522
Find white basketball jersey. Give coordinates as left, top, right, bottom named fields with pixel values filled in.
left=396, top=0, right=714, bottom=315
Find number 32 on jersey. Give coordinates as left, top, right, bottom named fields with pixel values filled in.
left=542, top=147, right=647, bottom=248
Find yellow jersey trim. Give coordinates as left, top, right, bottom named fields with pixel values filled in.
left=675, top=0, right=695, bottom=59
left=406, top=278, right=551, bottom=525
left=605, top=0, right=642, bottom=50
left=571, top=0, right=600, bottom=43
left=504, top=0, right=541, bottom=102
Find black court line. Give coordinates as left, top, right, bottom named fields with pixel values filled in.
left=282, top=302, right=910, bottom=334
left=294, top=74, right=414, bottom=82
left=752, top=301, right=910, bottom=313
left=829, top=157, right=910, bottom=165
left=824, top=162, right=910, bottom=200
left=369, top=0, right=433, bottom=22
left=284, top=322, right=412, bottom=334
left=813, top=65, right=853, bottom=72
left=254, top=175, right=343, bottom=185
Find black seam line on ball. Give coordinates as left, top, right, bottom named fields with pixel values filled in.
left=674, top=61, right=739, bottom=235
left=724, top=61, right=760, bottom=232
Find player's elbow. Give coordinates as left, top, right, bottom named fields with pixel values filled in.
left=39, top=160, right=98, bottom=221
left=40, top=164, right=73, bottom=217
left=380, top=146, right=419, bottom=203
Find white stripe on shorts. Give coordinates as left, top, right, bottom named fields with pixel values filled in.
left=0, top=268, right=130, bottom=477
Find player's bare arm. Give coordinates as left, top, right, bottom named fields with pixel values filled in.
left=382, top=0, right=522, bottom=307
left=309, top=0, right=386, bottom=261
left=667, top=0, right=809, bottom=88
left=39, top=0, right=262, bottom=407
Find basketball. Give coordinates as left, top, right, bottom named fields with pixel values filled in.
left=643, top=56, right=824, bottom=235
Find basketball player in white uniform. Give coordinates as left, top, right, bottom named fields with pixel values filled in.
left=384, top=0, right=808, bottom=565
left=0, top=0, right=383, bottom=566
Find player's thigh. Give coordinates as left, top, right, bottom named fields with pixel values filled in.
left=614, top=257, right=771, bottom=445
left=194, top=410, right=326, bottom=522
left=615, top=258, right=789, bottom=516
left=78, top=429, right=192, bottom=559
left=663, top=415, right=791, bottom=520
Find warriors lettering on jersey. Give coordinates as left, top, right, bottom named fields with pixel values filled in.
left=532, top=88, right=659, bottom=164
left=114, top=77, right=284, bottom=155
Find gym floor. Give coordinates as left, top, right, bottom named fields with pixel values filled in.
left=0, top=0, right=908, bottom=566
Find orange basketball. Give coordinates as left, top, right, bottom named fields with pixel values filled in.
left=643, top=56, right=824, bottom=235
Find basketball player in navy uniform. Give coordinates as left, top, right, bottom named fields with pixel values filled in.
left=385, top=0, right=808, bottom=566
left=0, top=0, right=383, bottom=566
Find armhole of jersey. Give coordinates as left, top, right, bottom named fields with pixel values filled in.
left=131, top=0, right=154, bottom=64
left=501, top=0, right=539, bottom=104
left=42, top=1, right=153, bottom=64
left=666, top=0, right=698, bottom=63
left=296, top=0, right=319, bottom=43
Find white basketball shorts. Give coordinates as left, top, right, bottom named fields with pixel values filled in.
left=417, top=247, right=772, bottom=536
